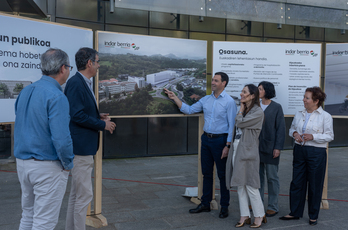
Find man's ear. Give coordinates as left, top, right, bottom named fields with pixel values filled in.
left=59, top=65, right=66, bottom=74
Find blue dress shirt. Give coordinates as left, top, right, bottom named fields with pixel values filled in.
left=180, top=90, right=237, bottom=142
left=14, top=75, right=74, bottom=170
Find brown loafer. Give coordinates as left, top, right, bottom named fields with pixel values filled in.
left=265, top=210, right=278, bottom=217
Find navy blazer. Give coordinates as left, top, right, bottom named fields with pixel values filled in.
left=64, top=72, right=105, bottom=156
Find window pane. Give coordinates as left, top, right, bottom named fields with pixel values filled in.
left=190, top=16, right=225, bottom=33
left=149, top=29, right=187, bottom=39
left=325, top=28, right=348, bottom=42
left=226, top=19, right=263, bottom=37
left=264, top=23, right=294, bottom=39
left=295, top=26, right=324, bottom=41
left=105, top=25, right=148, bottom=35
left=150, top=12, right=188, bottom=30
left=56, top=0, right=103, bottom=22
left=226, top=35, right=262, bottom=42
left=56, top=18, right=103, bottom=32
left=106, top=6, right=148, bottom=27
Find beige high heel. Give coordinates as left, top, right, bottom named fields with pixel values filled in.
left=235, top=218, right=251, bottom=228
left=250, top=215, right=267, bottom=228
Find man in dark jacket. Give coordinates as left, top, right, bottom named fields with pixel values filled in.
left=64, top=47, right=116, bottom=230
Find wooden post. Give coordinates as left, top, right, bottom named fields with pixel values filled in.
left=190, top=114, right=204, bottom=205
left=321, top=146, right=329, bottom=209
left=85, top=132, right=108, bottom=228
left=85, top=31, right=108, bottom=228
left=190, top=114, right=218, bottom=210
left=10, top=124, right=15, bottom=162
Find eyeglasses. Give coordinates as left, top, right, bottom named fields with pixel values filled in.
left=91, top=59, right=100, bottom=63
left=64, top=64, right=73, bottom=71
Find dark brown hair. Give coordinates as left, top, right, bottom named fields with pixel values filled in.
left=305, top=86, right=326, bottom=107
left=243, top=84, right=260, bottom=116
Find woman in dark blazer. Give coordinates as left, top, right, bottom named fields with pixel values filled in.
left=258, top=81, right=285, bottom=217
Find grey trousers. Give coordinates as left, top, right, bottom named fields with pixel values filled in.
left=65, top=155, right=94, bottom=230
left=259, top=162, right=280, bottom=212
left=17, top=159, right=69, bottom=230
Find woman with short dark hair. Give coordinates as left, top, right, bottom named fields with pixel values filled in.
left=280, top=86, right=334, bottom=226
left=258, top=81, right=285, bottom=218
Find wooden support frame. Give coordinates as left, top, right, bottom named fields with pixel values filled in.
left=85, top=126, right=108, bottom=228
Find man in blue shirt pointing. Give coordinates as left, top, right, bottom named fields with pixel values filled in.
left=164, top=72, right=237, bottom=218
left=14, top=48, right=74, bottom=229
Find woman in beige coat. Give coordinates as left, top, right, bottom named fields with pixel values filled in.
left=228, top=84, right=266, bottom=228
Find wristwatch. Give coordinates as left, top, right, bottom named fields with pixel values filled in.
left=225, top=145, right=231, bottom=148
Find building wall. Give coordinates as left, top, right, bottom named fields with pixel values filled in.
left=10, top=0, right=346, bottom=158
left=128, top=76, right=145, bottom=88
left=146, top=71, right=176, bottom=85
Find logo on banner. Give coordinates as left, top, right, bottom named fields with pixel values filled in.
left=310, top=50, right=318, bottom=57
left=331, top=50, right=348, bottom=56
left=104, top=41, right=140, bottom=50
left=285, top=49, right=318, bottom=57
left=218, top=49, right=247, bottom=55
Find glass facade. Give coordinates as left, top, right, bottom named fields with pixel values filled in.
left=2, top=2, right=348, bottom=159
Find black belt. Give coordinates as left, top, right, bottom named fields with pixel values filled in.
left=203, top=132, right=228, bottom=138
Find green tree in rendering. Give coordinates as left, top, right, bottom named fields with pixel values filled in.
left=146, top=83, right=153, bottom=91
left=0, top=83, right=10, bottom=98
left=176, top=83, right=183, bottom=91
left=13, top=83, right=24, bottom=93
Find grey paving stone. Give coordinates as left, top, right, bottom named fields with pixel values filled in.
left=130, top=206, right=186, bottom=220
left=114, top=192, right=159, bottom=203
left=126, top=183, right=168, bottom=193
left=114, top=219, right=172, bottom=230
left=102, top=195, right=120, bottom=204
left=102, top=187, right=131, bottom=197
left=102, top=211, right=135, bottom=223
left=1, top=148, right=348, bottom=230
left=102, top=200, right=149, bottom=213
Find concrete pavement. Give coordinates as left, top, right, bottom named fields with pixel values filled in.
left=1, top=147, right=347, bottom=230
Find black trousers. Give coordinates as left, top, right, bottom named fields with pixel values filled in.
left=289, top=144, right=327, bottom=220
left=200, top=134, right=230, bottom=208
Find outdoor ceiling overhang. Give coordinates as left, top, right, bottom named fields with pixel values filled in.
left=1, top=0, right=46, bottom=17
left=115, top=0, right=348, bottom=30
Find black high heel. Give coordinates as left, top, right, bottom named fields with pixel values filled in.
left=309, top=219, right=317, bottom=226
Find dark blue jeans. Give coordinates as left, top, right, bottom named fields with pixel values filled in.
left=200, top=134, right=230, bottom=208
left=289, top=144, right=327, bottom=220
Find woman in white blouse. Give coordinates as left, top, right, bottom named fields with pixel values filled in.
left=280, top=87, right=334, bottom=226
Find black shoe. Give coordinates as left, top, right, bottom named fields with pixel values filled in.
left=219, top=207, right=229, bottom=218
left=309, top=220, right=317, bottom=226
left=279, top=215, right=300, bottom=220
left=189, top=204, right=211, bottom=213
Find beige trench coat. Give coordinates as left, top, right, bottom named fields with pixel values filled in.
left=226, top=105, right=264, bottom=189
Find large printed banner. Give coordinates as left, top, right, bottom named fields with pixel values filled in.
left=97, top=31, right=207, bottom=116
left=324, top=43, right=348, bottom=116
left=0, top=14, right=93, bottom=123
left=212, top=42, right=321, bottom=115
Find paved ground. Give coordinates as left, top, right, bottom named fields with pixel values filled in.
left=1, top=147, right=347, bottom=230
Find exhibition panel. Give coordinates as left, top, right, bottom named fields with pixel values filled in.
left=96, top=31, right=207, bottom=116
left=212, top=41, right=321, bottom=115
left=0, top=13, right=93, bottom=123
